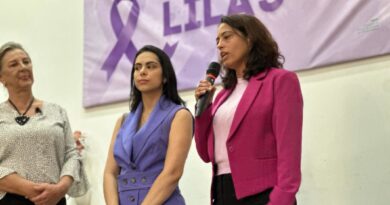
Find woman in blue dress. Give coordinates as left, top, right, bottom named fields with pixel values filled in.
left=103, top=45, right=193, bottom=205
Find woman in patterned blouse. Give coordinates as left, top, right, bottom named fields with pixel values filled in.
left=0, top=42, right=88, bottom=205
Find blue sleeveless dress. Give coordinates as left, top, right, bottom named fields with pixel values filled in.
left=114, top=96, right=186, bottom=205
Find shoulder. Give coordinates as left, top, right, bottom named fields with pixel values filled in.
left=253, top=68, right=299, bottom=84
left=173, top=108, right=193, bottom=121
left=0, top=101, right=7, bottom=109
left=42, top=101, right=69, bottom=117
left=267, top=68, right=298, bottom=79
left=171, top=108, right=193, bottom=133
left=42, top=101, right=64, bottom=110
left=0, top=102, right=8, bottom=117
left=169, top=104, right=193, bottom=124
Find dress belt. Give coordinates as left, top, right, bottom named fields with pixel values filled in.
left=117, top=170, right=160, bottom=192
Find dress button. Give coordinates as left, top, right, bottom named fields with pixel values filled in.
left=130, top=177, right=136, bottom=184
left=128, top=195, right=135, bottom=202
left=122, top=178, right=128, bottom=185
left=228, top=146, right=234, bottom=152
left=141, top=177, right=147, bottom=183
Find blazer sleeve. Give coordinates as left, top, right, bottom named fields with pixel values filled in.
left=194, top=104, right=213, bottom=163
left=268, top=72, right=303, bottom=205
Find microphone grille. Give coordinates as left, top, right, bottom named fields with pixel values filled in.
left=207, top=62, right=221, bottom=77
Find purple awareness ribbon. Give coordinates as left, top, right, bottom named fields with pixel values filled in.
left=102, top=0, right=178, bottom=81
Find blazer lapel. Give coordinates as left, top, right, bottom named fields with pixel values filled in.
left=228, top=71, right=268, bottom=140
left=121, top=105, right=142, bottom=164
left=212, top=89, right=232, bottom=116
left=132, top=96, right=174, bottom=162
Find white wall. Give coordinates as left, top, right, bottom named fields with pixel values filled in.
left=1, top=1, right=390, bottom=204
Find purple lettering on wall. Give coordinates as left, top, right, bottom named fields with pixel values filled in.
left=184, top=0, right=201, bottom=31
left=228, top=0, right=254, bottom=15
left=204, top=0, right=222, bottom=26
left=163, top=2, right=182, bottom=36
left=259, top=0, right=283, bottom=12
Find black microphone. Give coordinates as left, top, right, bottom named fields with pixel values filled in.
left=195, top=62, right=221, bottom=117
left=35, top=107, right=42, bottom=114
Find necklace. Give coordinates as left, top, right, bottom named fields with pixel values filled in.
left=8, top=97, right=35, bottom=126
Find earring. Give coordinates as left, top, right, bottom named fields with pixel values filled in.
left=163, top=78, right=167, bottom=84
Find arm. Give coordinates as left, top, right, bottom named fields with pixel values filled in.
left=103, top=116, right=123, bottom=205
left=0, top=173, right=40, bottom=199
left=58, top=108, right=88, bottom=197
left=194, top=105, right=213, bottom=162
left=141, top=109, right=193, bottom=205
left=268, top=72, right=303, bottom=205
left=194, top=80, right=217, bottom=163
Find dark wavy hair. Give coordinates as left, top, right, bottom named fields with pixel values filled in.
left=219, top=14, right=285, bottom=89
left=129, top=45, right=185, bottom=111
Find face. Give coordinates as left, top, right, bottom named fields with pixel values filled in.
left=216, top=23, right=250, bottom=75
left=0, top=49, right=34, bottom=91
left=133, top=51, right=164, bottom=95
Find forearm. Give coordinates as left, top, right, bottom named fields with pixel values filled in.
left=56, top=175, right=73, bottom=195
left=103, top=173, right=119, bottom=205
left=141, top=171, right=181, bottom=205
left=194, top=105, right=213, bottom=162
left=0, top=173, right=37, bottom=197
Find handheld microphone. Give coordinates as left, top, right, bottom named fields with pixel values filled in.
left=195, top=62, right=221, bottom=117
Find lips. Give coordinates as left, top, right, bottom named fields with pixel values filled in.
left=220, top=52, right=228, bottom=61
left=137, top=79, right=149, bottom=84
left=19, top=74, right=31, bottom=80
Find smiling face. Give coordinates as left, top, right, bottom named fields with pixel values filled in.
left=133, top=51, right=164, bottom=95
left=216, top=23, right=250, bottom=77
left=0, top=48, right=34, bottom=92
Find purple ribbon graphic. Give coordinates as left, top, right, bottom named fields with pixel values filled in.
left=102, top=0, right=178, bottom=81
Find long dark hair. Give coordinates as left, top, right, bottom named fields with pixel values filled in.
left=129, top=45, right=185, bottom=112
left=220, top=14, right=285, bottom=89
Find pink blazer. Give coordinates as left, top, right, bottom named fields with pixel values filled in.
left=195, top=68, right=303, bottom=205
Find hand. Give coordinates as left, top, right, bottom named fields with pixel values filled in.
left=30, top=183, right=67, bottom=205
left=73, top=130, right=85, bottom=154
left=194, top=80, right=216, bottom=100
left=24, top=182, right=42, bottom=201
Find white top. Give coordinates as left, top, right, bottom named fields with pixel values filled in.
left=0, top=101, right=88, bottom=199
left=213, top=78, right=248, bottom=175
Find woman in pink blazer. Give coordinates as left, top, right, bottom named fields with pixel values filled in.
left=194, top=14, right=303, bottom=205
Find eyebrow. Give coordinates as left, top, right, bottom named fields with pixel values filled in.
left=135, top=61, right=159, bottom=66
left=7, top=56, right=30, bottom=63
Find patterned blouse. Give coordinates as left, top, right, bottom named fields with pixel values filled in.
left=0, top=101, right=88, bottom=199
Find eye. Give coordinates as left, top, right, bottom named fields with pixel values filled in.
left=222, top=33, right=232, bottom=40
left=22, top=59, right=31, bottom=66
left=146, top=62, right=159, bottom=69
left=134, top=64, right=142, bottom=71
left=9, top=63, right=18, bottom=67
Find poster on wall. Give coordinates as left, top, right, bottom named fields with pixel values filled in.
left=84, top=0, right=390, bottom=107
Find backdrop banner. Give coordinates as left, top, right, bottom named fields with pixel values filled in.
left=84, top=0, right=390, bottom=107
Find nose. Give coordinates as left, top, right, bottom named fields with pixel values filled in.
left=217, top=39, right=223, bottom=50
left=20, top=61, right=30, bottom=70
left=21, top=63, right=28, bottom=69
left=139, top=66, right=147, bottom=76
